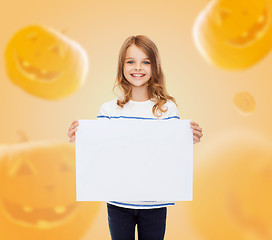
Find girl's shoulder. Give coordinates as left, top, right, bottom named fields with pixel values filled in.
left=163, top=99, right=178, bottom=112
left=101, top=98, right=118, bottom=107
left=98, top=98, right=119, bottom=113
left=164, top=99, right=180, bottom=118
left=165, top=99, right=177, bottom=106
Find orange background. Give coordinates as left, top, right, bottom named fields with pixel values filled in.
left=1, top=0, right=272, bottom=239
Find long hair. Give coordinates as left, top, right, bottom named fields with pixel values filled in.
left=112, top=35, right=177, bottom=118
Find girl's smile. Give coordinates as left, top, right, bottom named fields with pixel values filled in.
left=130, top=73, right=146, bottom=79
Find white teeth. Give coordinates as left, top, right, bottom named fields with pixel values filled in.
left=132, top=74, right=144, bottom=77
left=23, top=206, right=33, bottom=212
left=54, top=206, right=66, bottom=214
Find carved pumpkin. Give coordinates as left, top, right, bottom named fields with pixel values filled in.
left=185, top=130, right=272, bottom=239
left=0, top=141, right=101, bottom=240
left=4, top=25, right=88, bottom=100
left=193, top=0, right=272, bottom=69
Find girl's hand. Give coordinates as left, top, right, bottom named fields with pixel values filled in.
left=190, top=121, right=203, bottom=144
left=68, top=120, right=79, bottom=143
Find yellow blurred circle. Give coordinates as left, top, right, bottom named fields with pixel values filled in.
left=233, top=91, right=256, bottom=115
left=186, top=129, right=272, bottom=239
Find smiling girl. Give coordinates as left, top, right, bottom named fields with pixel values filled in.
left=68, top=35, right=203, bottom=240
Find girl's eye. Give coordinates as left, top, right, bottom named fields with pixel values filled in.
left=126, top=61, right=150, bottom=64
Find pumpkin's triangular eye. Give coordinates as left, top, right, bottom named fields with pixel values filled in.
left=220, top=8, right=231, bottom=20
left=49, top=44, right=65, bottom=58
left=214, top=7, right=231, bottom=26
left=26, top=32, right=38, bottom=42
left=49, top=44, right=60, bottom=54
left=60, top=162, right=71, bottom=172
left=8, top=157, right=37, bottom=176
left=16, top=162, right=33, bottom=175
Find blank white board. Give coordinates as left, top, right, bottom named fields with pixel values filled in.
left=75, top=119, right=193, bottom=201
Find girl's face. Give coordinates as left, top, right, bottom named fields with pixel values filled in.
left=123, top=44, right=152, bottom=88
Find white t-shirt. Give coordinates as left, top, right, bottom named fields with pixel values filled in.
left=97, top=97, right=180, bottom=209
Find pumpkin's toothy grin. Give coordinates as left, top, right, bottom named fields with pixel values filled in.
left=15, top=52, right=62, bottom=82
left=226, top=8, right=268, bottom=47
left=0, top=198, right=77, bottom=228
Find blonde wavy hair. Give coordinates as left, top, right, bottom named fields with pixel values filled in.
left=112, top=35, right=177, bottom=118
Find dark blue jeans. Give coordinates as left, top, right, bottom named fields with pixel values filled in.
left=107, top=203, right=167, bottom=240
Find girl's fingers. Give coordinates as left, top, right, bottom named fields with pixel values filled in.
left=68, top=130, right=72, bottom=137
left=68, top=128, right=77, bottom=137
left=193, top=136, right=197, bottom=144
left=193, top=136, right=200, bottom=142
left=72, top=122, right=79, bottom=128
left=193, top=130, right=203, bottom=138
left=190, top=121, right=199, bottom=127
left=191, top=125, right=202, bottom=132
left=190, top=122, right=202, bottom=134
left=69, top=120, right=79, bottom=130
left=196, top=126, right=202, bottom=132
left=68, top=122, right=79, bottom=131
left=69, top=136, right=75, bottom=143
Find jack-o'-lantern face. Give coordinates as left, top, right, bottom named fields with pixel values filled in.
left=4, top=25, right=88, bottom=100
left=193, top=0, right=272, bottom=69
left=0, top=142, right=101, bottom=239
left=212, top=0, right=269, bottom=47
left=15, top=31, right=65, bottom=82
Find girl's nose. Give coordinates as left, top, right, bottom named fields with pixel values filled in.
left=135, top=65, right=141, bottom=70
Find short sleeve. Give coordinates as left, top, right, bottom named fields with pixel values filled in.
left=97, top=103, right=110, bottom=120
left=167, top=102, right=180, bottom=118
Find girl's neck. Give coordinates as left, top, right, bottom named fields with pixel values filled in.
left=131, top=97, right=150, bottom=102
left=130, top=85, right=150, bottom=102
